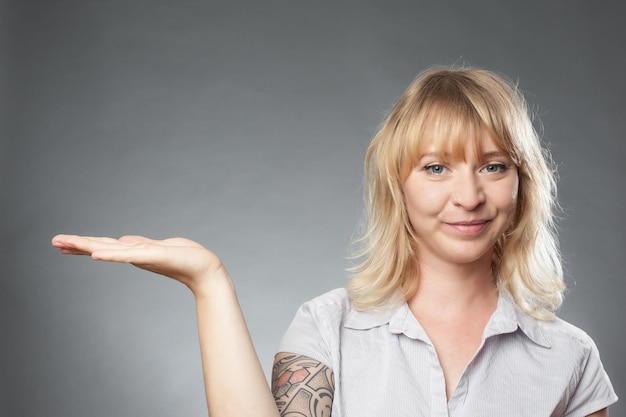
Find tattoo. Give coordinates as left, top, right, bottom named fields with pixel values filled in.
left=272, top=353, right=335, bottom=417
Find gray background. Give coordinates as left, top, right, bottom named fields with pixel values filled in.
left=2, top=1, right=624, bottom=416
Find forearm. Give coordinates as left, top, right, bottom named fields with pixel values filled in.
left=51, top=235, right=280, bottom=416
left=194, top=272, right=279, bottom=417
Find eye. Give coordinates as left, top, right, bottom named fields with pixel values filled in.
left=482, top=163, right=507, bottom=173
left=424, top=164, right=447, bottom=175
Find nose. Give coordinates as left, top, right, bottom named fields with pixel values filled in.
left=452, top=170, right=485, bottom=210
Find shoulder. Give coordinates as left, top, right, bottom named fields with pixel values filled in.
left=300, top=287, right=351, bottom=311
left=508, top=297, right=602, bottom=369
left=278, top=289, right=350, bottom=346
left=306, top=287, right=351, bottom=306
left=504, top=291, right=596, bottom=356
left=525, top=314, right=603, bottom=375
left=277, top=288, right=353, bottom=368
left=538, top=315, right=596, bottom=352
left=295, top=288, right=353, bottom=324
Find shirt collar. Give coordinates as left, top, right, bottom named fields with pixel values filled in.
left=343, top=289, right=551, bottom=348
left=485, top=289, right=551, bottom=348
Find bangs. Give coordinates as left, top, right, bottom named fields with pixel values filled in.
left=398, top=75, right=510, bottom=175
left=413, top=101, right=484, bottom=162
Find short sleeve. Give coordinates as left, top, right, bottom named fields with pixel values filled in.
left=564, top=336, right=618, bottom=416
left=276, top=288, right=348, bottom=370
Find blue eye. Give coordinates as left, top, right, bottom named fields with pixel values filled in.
left=483, top=163, right=507, bottom=173
left=424, top=164, right=446, bottom=175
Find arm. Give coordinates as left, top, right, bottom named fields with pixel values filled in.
left=194, top=270, right=279, bottom=416
left=51, top=234, right=279, bottom=417
left=272, top=352, right=335, bottom=417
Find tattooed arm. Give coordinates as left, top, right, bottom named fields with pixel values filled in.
left=272, top=352, right=335, bottom=417
left=52, top=235, right=332, bottom=416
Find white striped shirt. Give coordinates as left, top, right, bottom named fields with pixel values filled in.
left=278, top=288, right=617, bottom=416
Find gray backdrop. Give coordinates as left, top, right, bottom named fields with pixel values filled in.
left=2, top=1, right=624, bottom=416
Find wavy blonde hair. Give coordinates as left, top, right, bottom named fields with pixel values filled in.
left=345, top=67, right=564, bottom=319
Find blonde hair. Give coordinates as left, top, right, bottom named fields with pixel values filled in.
left=345, top=67, right=564, bottom=320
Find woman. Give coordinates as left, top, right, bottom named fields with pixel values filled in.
left=52, top=67, right=617, bottom=416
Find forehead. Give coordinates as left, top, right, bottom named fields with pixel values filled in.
left=421, top=126, right=502, bottom=159
left=408, top=104, right=507, bottom=163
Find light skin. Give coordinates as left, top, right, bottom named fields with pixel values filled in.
left=403, top=131, right=519, bottom=271
left=51, top=234, right=331, bottom=417
left=51, top=235, right=281, bottom=417
left=398, top=130, right=608, bottom=415
left=402, top=130, right=518, bottom=398
left=50, top=131, right=608, bottom=417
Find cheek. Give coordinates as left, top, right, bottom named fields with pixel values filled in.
left=405, top=186, right=447, bottom=217
left=497, top=173, right=519, bottom=215
left=511, top=173, right=519, bottom=202
left=487, top=174, right=519, bottom=215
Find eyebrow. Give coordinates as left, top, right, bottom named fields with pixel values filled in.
left=419, top=150, right=508, bottom=159
left=482, top=151, right=508, bottom=159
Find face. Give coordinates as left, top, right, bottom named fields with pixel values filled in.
left=402, top=129, right=519, bottom=270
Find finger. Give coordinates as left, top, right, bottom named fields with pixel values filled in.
left=53, top=235, right=133, bottom=255
left=52, top=234, right=78, bottom=248
left=118, top=235, right=186, bottom=251
left=91, top=245, right=167, bottom=264
left=53, top=234, right=120, bottom=247
left=58, top=248, right=92, bottom=256
left=52, top=234, right=89, bottom=251
left=162, top=237, right=204, bottom=247
left=118, top=235, right=155, bottom=244
left=120, top=235, right=204, bottom=249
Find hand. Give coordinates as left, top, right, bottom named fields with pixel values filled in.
left=52, top=234, right=281, bottom=416
left=51, top=234, right=227, bottom=295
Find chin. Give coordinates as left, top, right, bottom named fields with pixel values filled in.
left=439, top=245, right=495, bottom=266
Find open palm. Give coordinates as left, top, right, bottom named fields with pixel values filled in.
left=51, top=234, right=224, bottom=294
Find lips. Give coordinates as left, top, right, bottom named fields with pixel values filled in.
left=446, top=220, right=490, bottom=234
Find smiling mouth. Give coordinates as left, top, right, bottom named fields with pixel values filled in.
left=447, top=221, right=490, bottom=234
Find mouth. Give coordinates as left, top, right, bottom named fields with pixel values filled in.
left=446, top=220, right=490, bottom=234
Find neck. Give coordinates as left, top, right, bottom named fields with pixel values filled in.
left=407, top=256, right=498, bottom=320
